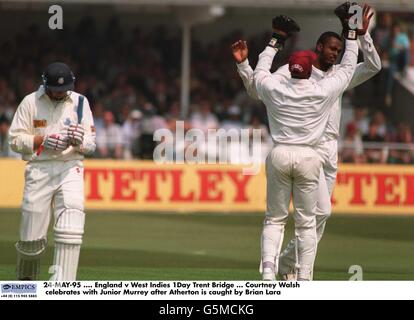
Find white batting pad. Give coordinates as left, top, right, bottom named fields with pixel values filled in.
left=54, top=209, right=85, bottom=245
left=52, top=209, right=85, bottom=280
left=51, top=243, right=81, bottom=281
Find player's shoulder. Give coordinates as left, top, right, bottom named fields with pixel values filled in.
left=311, top=65, right=337, bottom=82
left=270, top=64, right=290, bottom=84
left=312, top=77, right=331, bottom=95
left=24, top=91, right=38, bottom=101
left=331, top=64, right=341, bottom=72
left=70, top=91, right=85, bottom=100
left=18, top=91, right=38, bottom=107
left=273, top=64, right=290, bottom=76
left=70, top=91, right=90, bottom=104
left=323, top=64, right=344, bottom=77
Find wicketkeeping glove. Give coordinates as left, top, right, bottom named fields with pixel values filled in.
left=269, top=15, right=300, bottom=49
left=334, top=1, right=359, bottom=40
left=44, top=133, right=69, bottom=151
left=67, top=124, right=85, bottom=146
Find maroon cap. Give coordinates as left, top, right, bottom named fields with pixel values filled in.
left=288, top=50, right=317, bottom=79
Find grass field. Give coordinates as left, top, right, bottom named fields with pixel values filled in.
left=1, top=209, right=414, bottom=280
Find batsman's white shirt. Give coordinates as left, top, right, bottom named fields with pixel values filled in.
left=8, top=86, right=96, bottom=241
left=9, top=85, right=96, bottom=161
left=253, top=40, right=359, bottom=146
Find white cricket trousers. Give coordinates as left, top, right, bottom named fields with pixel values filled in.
left=261, top=144, right=322, bottom=280
left=20, top=160, right=84, bottom=241
left=17, top=159, right=85, bottom=281
left=278, top=139, right=338, bottom=276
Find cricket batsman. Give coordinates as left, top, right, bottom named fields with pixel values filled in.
left=253, top=10, right=359, bottom=280
left=232, top=2, right=381, bottom=280
left=9, top=62, right=96, bottom=280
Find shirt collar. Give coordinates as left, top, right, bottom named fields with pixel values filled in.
left=289, top=78, right=310, bottom=84
left=36, top=85, right=74, bottom=102
left=312, top=64, right=336, bottom=78
left=311, top=65, right=326, bottom=78
left=35, top=85, right=46, bottom=99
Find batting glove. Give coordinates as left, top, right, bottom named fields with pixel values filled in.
left=44, top=133, right=69, bottom=151
left=67, top=124, right=85, bottom=146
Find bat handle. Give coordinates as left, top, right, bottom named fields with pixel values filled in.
left=36, top=145, right=44, bottom=156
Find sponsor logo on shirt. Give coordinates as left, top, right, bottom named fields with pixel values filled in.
left=33, top=119, right=47, bottom=128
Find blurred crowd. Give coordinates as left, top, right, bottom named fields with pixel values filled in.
left=372, top=12, right=413, bottom=107
left=339, top=108, right=414, bottom=164
left=0, top=13, right=413, bottom=164
left=338, top=12, right=414, bottom=164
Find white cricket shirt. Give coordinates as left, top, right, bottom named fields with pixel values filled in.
left=9, top=85, right=96, bottom=161
left=253, top=40, right=358, bottom=146
left=237, top=33, right=381, bottom=141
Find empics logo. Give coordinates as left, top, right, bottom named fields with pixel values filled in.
left=2, top=284, right=11, bottom=291
left=1, top=283, right=37, bottom=294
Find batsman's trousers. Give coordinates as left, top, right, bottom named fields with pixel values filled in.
left=20, top=159, right=84, bottom=241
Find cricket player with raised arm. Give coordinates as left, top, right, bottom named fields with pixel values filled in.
left=232, top=2, right=380, bottom=280
left=9, top=62, right=96, bottom=280
left=253, top=13, right=359, bottom=280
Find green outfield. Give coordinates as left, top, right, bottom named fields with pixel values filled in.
left=0, top=209, right=413, bottom=280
